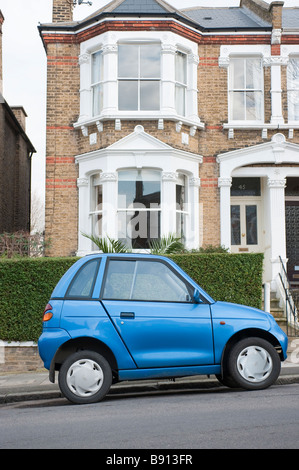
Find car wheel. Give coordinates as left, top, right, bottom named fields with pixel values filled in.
left=226, top=337, right=281, bottom=390
left=58, top=350, right=112, bottom=404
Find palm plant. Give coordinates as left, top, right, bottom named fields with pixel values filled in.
left=82, top=233, right=130, bottom=253
left=149, top=234, right=184, bottom=255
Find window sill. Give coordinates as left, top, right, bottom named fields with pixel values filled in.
left=74, top=113, right=204, bottom=136
left=223, top=122, right=299, bottom=139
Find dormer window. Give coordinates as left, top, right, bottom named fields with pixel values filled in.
left=118, top=43, right=161, bottom=111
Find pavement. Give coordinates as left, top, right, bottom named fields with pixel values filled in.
left=1, top=358, right=299, bottom=404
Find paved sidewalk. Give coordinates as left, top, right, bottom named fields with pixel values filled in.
left=1, top=359, right=299, bottom=404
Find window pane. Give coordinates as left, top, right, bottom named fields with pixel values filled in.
left=230, top=91, right=245, bottom=120
left=231, top=205, right=241, bottom=245
left=118, top=81, right=138, bottom=110
left=118, top=170, right=161, bottom=208
left=231, top=178, right=261, bottom=197
left=118, top=210, right=161, bottom=249
left=175, top=84, right=186, bottom=116
left=176, top=51, right=187, bottom=84
left=92, top=51, right=103, bottom=84
left=246, top=59, right=262, bottom=89
left=67, top=260, right=99, bottom=298
left=140, top=81, right=160, bottom=110
left=140, top=44, right=161, bottom=78
left=103, top=260, right=135, bottom=300
left=246, top=205, right=258, bottom=245
left=288, top=91, right=299, bottom=121
left=246, top=91, right=262, bottom=120
left=131, top=261, right=191, bottom=302
left=230, top=58, right=244, bottom=89
left=118, top=44, right=138, bottom=78
left=92, top=84, right=103, bottom=116
left=288, top=58, right=299, bottom=89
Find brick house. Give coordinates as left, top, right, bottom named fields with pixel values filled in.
left=39, top=0, right=299, bottom=295
left=0, top=11, right=35, bottom=233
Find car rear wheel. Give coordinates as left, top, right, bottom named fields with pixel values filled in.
left=226, top=337, right=281, bottom=390
left=58, top=350, right=112, bottom=404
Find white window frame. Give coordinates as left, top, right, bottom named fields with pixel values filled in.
left=228, top=56, right=264, bottom=124
left=117, top=43, right=161, bottom=112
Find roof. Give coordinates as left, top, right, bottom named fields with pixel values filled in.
left=181, top=7, right=271, bottom=30
left=283, top=8, right=299, bottom=29
left=39, top=0, right=299, bottom=33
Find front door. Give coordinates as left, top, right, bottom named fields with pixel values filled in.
left=285, top=178, right=299, bottom=285
left=101, top=258, right=214, bottom=368
left=230, top=177, right=262, bottom=253
left=230, top=200, right=262, bottom=253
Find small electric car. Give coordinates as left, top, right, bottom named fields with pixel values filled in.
left=38, top=253, right=288, bottom=404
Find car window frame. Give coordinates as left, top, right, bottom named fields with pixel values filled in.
left=65, top=258, right=101, bottom=300
left=100, top=256, right=195, bottom=304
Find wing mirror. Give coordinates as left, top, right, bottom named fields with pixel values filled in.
left=193, top=288, right=202, bottom=304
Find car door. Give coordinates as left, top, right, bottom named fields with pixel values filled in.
left=101, top=258, right=214, bottom=369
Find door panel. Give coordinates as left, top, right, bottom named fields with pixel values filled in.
left=101, top=257, right=214, bottom=368
left=102, top=300, right=214, bottom=368
left=231, top=200, right=261, bottom=253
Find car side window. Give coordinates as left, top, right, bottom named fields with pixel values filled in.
left=66, top=259, right=100, bottom=298
left=102, top=259, right=192, bottom=302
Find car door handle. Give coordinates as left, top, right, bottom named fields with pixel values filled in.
left=120, top=312, right=135, bottom=319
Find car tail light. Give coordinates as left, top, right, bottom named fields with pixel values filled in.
left=43, top=303, right=53, bottom=322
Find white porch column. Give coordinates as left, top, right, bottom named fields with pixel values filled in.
left=77, top=177, right=90, bottom=256
left=100, top=172, right=118, bottom=239
left=267, top=177, right=287, bottom=287
left=218, top=177, right=232, bottom=250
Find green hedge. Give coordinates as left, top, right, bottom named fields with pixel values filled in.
left=0, top=253, right=263, bottom=342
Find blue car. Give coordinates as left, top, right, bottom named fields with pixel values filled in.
left=38, top=254, right=288, bottom=404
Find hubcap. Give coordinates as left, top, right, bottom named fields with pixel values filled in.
left=237, top=346, right=273, bottom=383
left=66, top=359, right=104, bottom=397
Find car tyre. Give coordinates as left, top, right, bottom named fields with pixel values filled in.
left=226, top=337, right=281, bottom=390
left=58, top=350, right=112, bottom=404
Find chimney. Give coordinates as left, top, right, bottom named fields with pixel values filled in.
left=240, top=0, right=284, bottom=29
left=52, top=0, right=74, bottom=23
left=0, top=11, right=4, bottom=95
left=11, top=106, right=27, bottom=131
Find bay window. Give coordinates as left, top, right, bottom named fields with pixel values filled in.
left=118, top=44, right=161, bottom=111
left=229, top=57, right=263, bottom=122
left=287, top=57, right=299, bottom=121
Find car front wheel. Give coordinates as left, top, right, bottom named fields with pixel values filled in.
left=58, top=351, right=112, bottom=404
left=226, top=337, right=281, bottom=390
